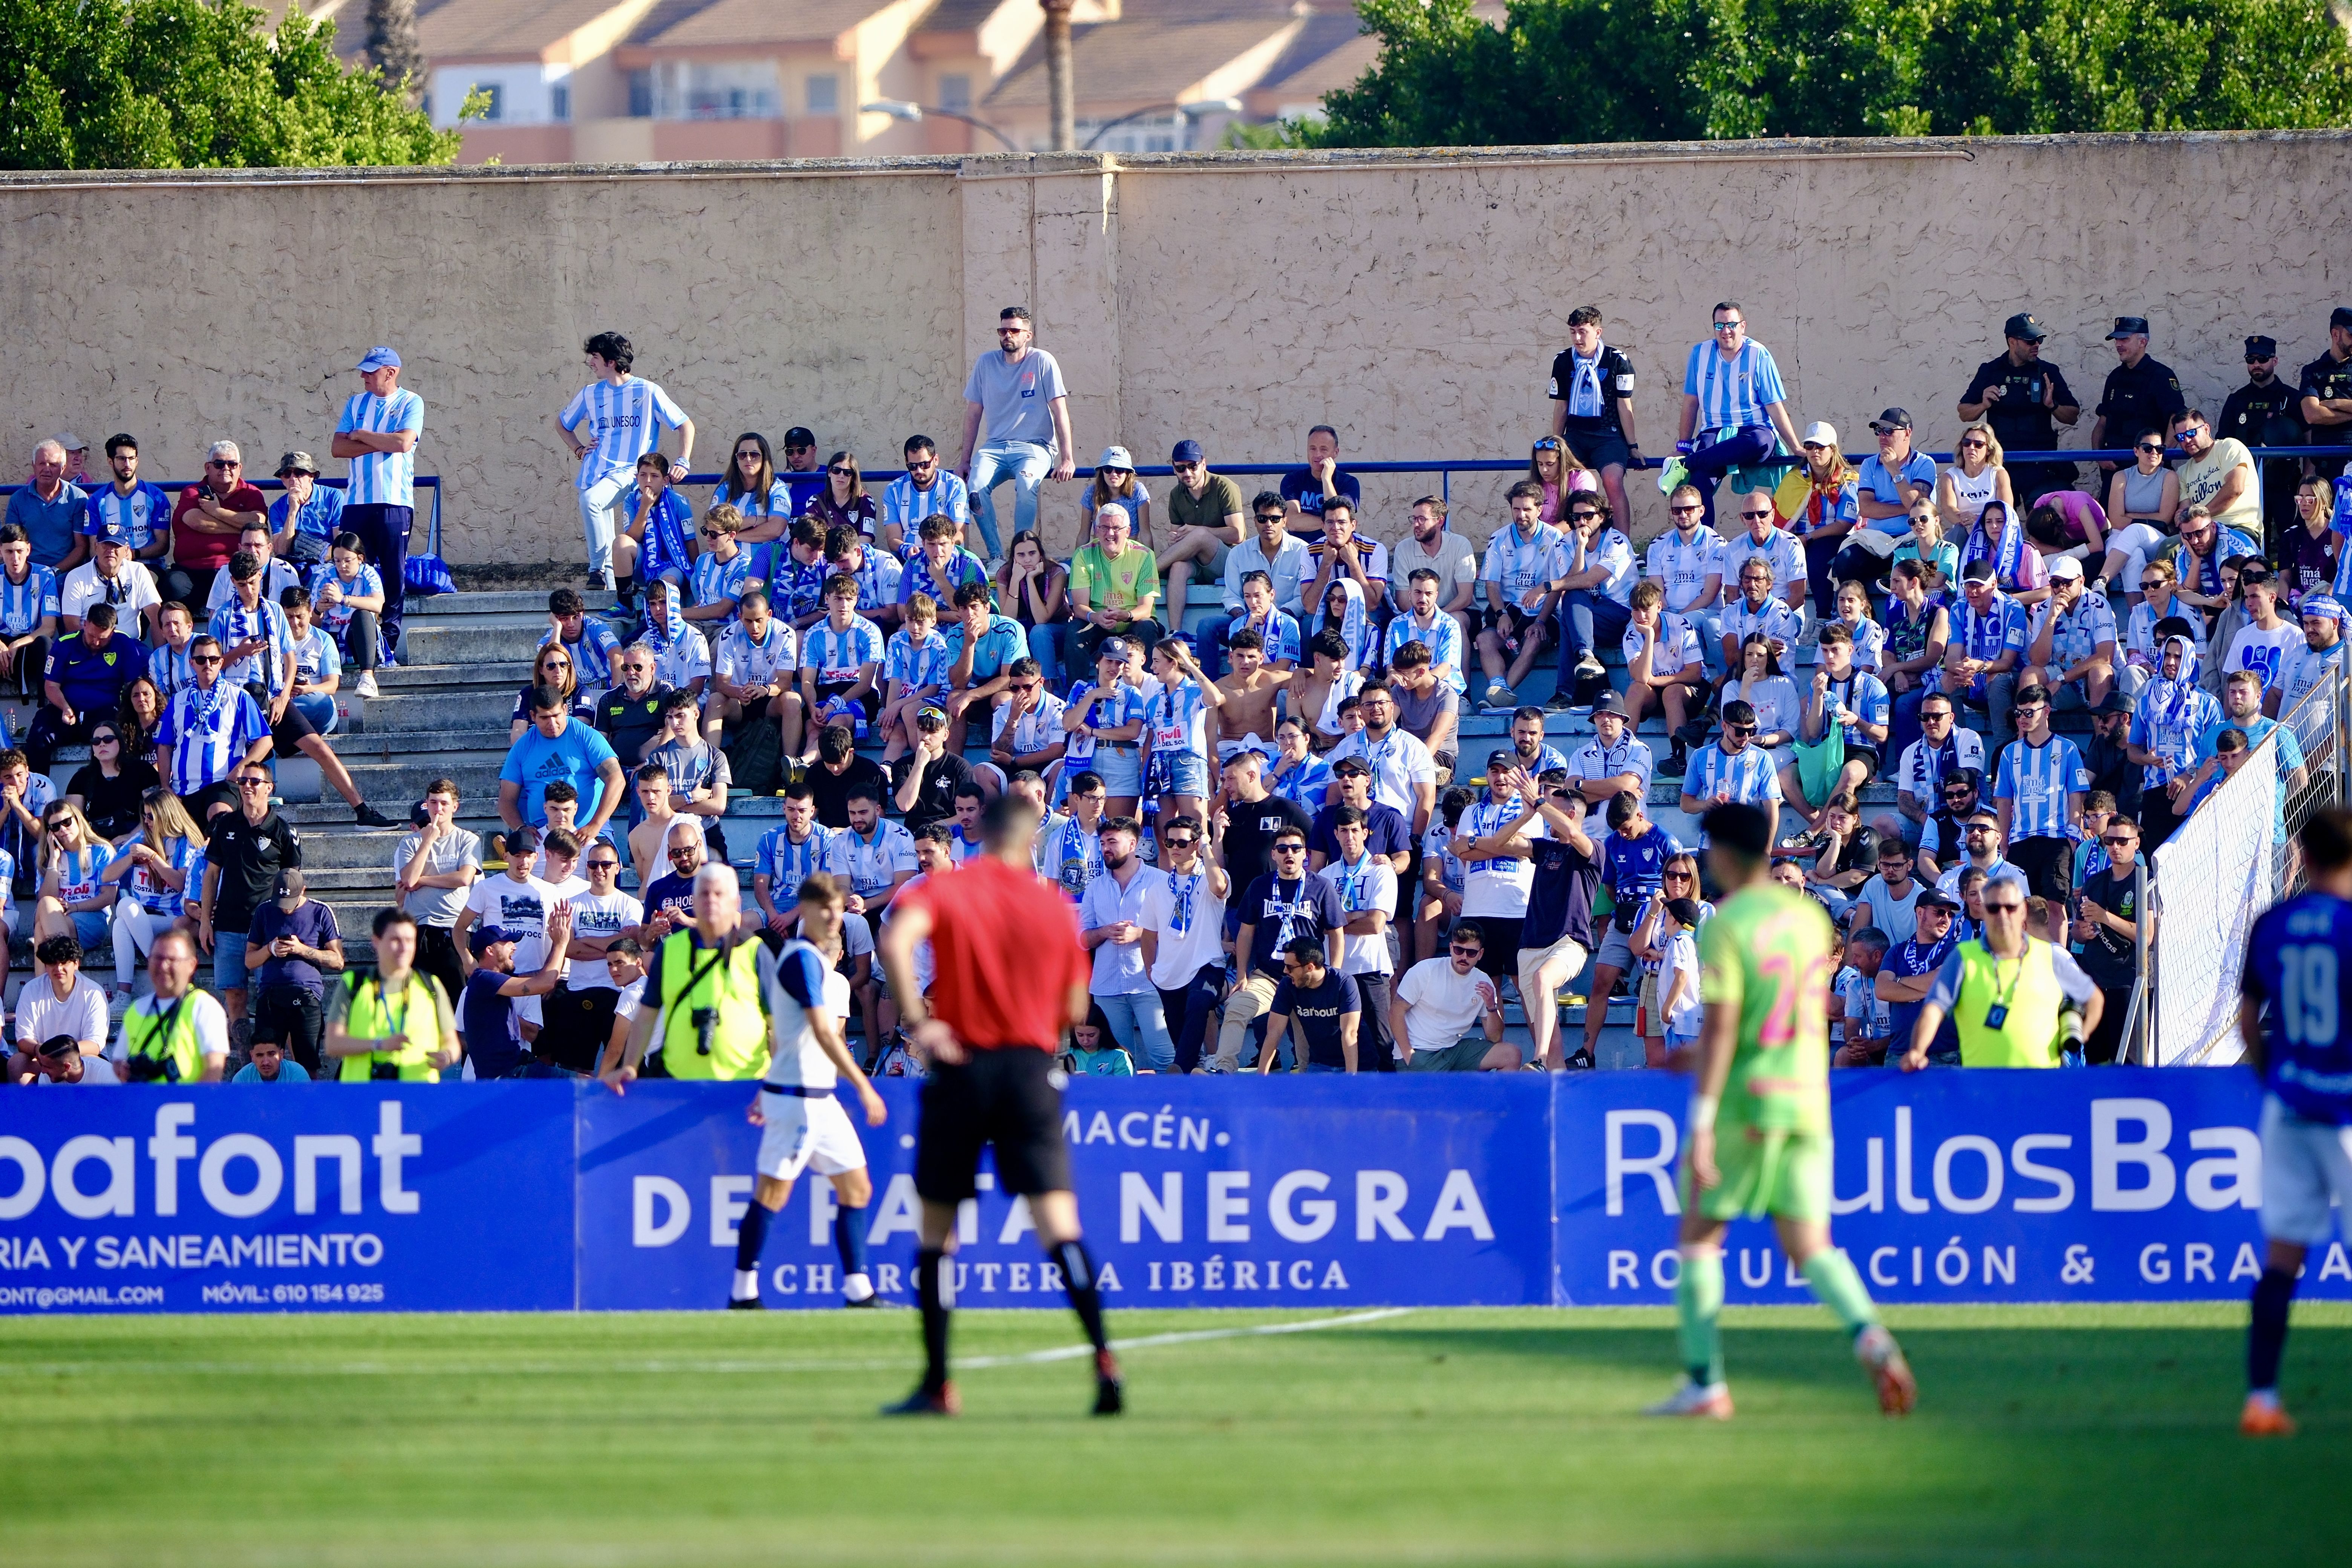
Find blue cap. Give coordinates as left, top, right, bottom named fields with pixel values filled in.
left=84, top=517, right=132, bottom=545
left=468, top=923, right=513, bottom=955
left=1170, top=439, right=1205, bottom=465
left=356, top=345, right=401, bottom=372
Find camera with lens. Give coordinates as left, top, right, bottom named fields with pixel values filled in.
left=693, top=1006, right=718, bottom=1056
left=370, top=1059, right=403, bottom=1081
left=124, top=1054, right=175, bottom=1084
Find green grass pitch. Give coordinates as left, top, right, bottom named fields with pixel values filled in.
left=5, top=1304, right=2351, bottom=1565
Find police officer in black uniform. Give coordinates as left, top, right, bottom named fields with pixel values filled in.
left=2090, top=316, right=2185, bottom=485
left=1958, top=312, right=2081, bottom=498
left=2220, top=334, right=2308, bottom=554
left=2299, top=306, right=2352, bottom=482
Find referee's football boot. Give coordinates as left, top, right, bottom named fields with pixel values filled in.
left=1092, top=1348, right=1124, bottom=1416
left=881, top=1382, right=962, bottom=1417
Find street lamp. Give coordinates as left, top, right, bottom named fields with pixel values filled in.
left=1081, top=97, right=1243, bottom=152
left=861, top=99, right=1020, bottom=153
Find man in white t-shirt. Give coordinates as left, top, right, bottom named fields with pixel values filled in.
left=522, top=837, right=644, bottom=1074
left=2221, top=569, right=2302, bottom=702
left=1451, top=752, right=1546, bottom=987
left=1319, top=807, right=1401, bottom=1070
left=1324, top=682, right=1439, bottom=836
left=1388, top=497, right=1479, bottom=652
left=453, top=848, right=555, bottom=980
left=1390, top=920, right=1519, bottom=1071
left=1138, top=813, right=1230, bottom=1075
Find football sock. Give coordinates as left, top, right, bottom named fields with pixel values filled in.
left=916, top=1247, right=954, bottom=1393
left=731, top=1202, right=774, bottom=1300
left=1676, top=1246, right=1724, bottom=1387
left=1052, top=1239, right=1111, bottom=1355
left=835, top=1202, right=873, bottom=1300
left=2249, top=1266, right=2296, bottom=1393
left=1801, top=1248, right=1881, bottom=1337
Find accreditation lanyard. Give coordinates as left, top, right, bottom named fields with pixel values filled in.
left=1979, top=946, right=2029, bottom=1032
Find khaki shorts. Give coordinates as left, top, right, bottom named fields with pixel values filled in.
left=1409, top=1039, right=1497, bottom=1072
left=1638, top=971, right=1663, bottom=1038
left=1516, top=934, right=1588, bottom=999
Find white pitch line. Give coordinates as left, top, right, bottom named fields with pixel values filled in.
left=0, top=1308, right=1415, bottom=1380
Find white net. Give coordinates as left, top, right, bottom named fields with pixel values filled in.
left=2150, top=727, right=2277, bottom=1066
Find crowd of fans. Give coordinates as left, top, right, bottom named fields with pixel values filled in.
left=10, top=297, right=2351, bottom=1086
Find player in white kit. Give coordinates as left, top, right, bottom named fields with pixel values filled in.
left=729, top=877, right=890, bottom=1309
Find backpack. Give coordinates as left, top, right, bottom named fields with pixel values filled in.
left=722, top=715, right=786, bottom=795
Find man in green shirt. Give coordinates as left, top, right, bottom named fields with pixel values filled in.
left=1070, top=502, right=1161, bottom=672
left=1158, top=439, right=1245, bottom=620
left=1648, top=801, right=1917, bottom=1421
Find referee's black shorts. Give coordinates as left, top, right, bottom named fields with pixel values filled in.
left=915, top=1047, right=1070, bottom=1204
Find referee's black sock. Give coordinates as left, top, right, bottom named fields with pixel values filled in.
left=2250, top=1266, right=2297, bottom=1393
left=916, top=1247, right=954, bottom=1392
left=1051, top=1239, right=1110, bottom=1355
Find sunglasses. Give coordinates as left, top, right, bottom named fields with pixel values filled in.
left=1670, top=504, right=1703, bottom=516
left=1664, top=870, right=1695, bottom=880
left=1983, top=901, right=2026, bottom=915
left=785, top=444, right=814, bottom=454
left=207, top=460, right=238, bottom=469
left=2101, top=835, right=2136, bottom=847
left=700, top=529, right=727, bottom=539
left=1172, top=462, right=1202, bottom=473
left=1162, top=836, right=1198, bottom=849
left=190, top=654, right=222, bottom=665
left=1568, top=511, right=1600, bottom=524
left=588, top=858, right=621, bottom=870
left=1726, top=723, right=1757, bottom=736
left=829, top=466, right=853, bottom=476
left=2136, top=443, right=2164, bottom=454
left=1740, top=509, right=1773, bottom=520
left=237, top=778, right=271, bottom=790
left=1958, top=438, right=1988, bottom=449
left=1255, top=514, right=1285, bottom=526
left=1449, top=942, right=1484, bottom=955
left=91, top=733, right=118, bottom=745
left=1712, top=320, right=1743, bottom=332
left=1534, top=438, right=1563, bottom=451
left=1272, top=844, right=1307, bottom=855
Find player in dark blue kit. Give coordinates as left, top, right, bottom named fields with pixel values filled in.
left=2236, top=805, right=2352, bottom=1436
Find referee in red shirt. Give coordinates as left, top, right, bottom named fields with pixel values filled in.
left=877, top=792, right=1116, bottom=1416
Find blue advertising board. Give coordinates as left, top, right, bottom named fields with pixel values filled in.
left=3, top=1071, right=2346, bottom=1314
left=0, top=1083, right=575, bottom=1314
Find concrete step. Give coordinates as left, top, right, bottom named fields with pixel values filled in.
left=397, top=618, right=560, bottom=669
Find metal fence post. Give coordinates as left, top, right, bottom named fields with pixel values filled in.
left=2132, top=859, right=2152, bottom=1066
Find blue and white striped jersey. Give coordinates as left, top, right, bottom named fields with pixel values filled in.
left=800, top=616, right=885, bottom=683
left=155, top=683, right=272, bottom=795
left=85, top=482, right=172, bottom=549
left=1993, top=735, right=2090, bottom=842
left=884, top=626, right=951, bottom=692
left=1956, top=591, right=2030, bottom=663
left=1269, top=751, right=1331, bottom=809
left=837, top=818, right=919, bottom=900
left=2030, top=592, right=2120, bottom=669
left=689, top=548, right=756, bottom=627
left=762, top=548, right=830, bottom=623
left=1680, top=338, right=1788, bottom=431
left=561, top=377, right=688, bottom=493
left=756, top=822, right=844, bottom=897
left=630, top=488, right=695, bottom=580
left=305, top=561, right=381, bottom=636
left=1229, top=607, right=1302, bottom=666
left=1718, top=595, right=1802, bottom=653
left=1685, top=742, right=1779, bottom=815
left=881, top=472, right=971, bottom=544
left=1382, top=609, right=1464, bottom=689
left=1146, top=679, right=1211, bottom=761
left=542, top=619, right=623, bottom=689
left=208, top=598, right=293, bottom=693
left=1818, top=669, right=1891, bottom=747
left=289, top=626, right=342, bottom=689
left=0, top=564, right=58, bottom=636
left=1838, top=615, right=1888, bottom=671
left=1718, top=527, right=1805, bottom=597
left=1481, top=522, right=1560, bottom=613
left=336, top=388, right=425, bottom=508
left=146, top=640, right=196, bottom=698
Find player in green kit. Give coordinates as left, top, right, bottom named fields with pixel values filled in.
left=1646, top=802, right=1918, bottom=1419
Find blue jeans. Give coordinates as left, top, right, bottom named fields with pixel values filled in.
left=1096, top=989, right=1174, bottom=1073
left=1557, top=591, right=1631, bottom=684
left=1679, top=425, right=1778, bottom=528
left=968, top=439, right=1052, bottom=560
left=1026, top=620, right=1068, bottom=688
left=1888, top=686, right=1924, bottom=765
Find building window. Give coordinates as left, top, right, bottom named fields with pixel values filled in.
left=648, top=61, right=781, bottom=119
left=629, top=69, right=654, bottom=117
left=1075, top=112, right=1177, bottom=153
left=550, top=81, right=570, bottom=121
left=806, top=74, right=838, bottom=115
left=937, top=74, right=972, bottom=113
left=470, top=83, right=505, bottom=122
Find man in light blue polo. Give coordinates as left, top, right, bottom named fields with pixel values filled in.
left=955, top=305, right=1074, bottom=565
left=334, top=345, right=425, bottom=658
left=8, top=439, right=89, bottom=574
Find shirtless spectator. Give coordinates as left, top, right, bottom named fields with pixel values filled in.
left=1213, top=628, right=1295, bottom=768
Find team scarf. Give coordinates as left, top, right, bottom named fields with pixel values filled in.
left=1963, top=501, right=2029, bottom=588
left=1317, top=576, right=1373, bottom=670
left=2135, top=634, right=2215, bottom=781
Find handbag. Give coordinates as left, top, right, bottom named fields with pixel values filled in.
left=403, top=482, right=456, bottom=599
left=1792, top=723, right=1846, bottom=809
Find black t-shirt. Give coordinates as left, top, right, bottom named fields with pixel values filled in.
left=594, top=684, right=677, bottom=766
left=1523, top=835, right=1600, bottom=951
left=2281, top=524, right=2340, bottom=602
left=67, top=759, right=159, bottom=840
left=2077, top=867, right=2142, bottom=988
left=1961, top=352, right=2078, bottom=454
left=1547, top=344, right=1637, bottom=439
left=2095, top=356, right=2186, bottom=441
left=1308, top=801, right=1409, bottom=865
left=806, top=756, right=887, bottom=830
left=1278, top=467, right=1361, bottom=521
left=2082, top=729, right=2141, bottom=818
left=2300, top=351, right=2352, bottom=447
left=1270, top=969, right=1362, bottom=1069
left=889, top=749, right=971, bottom=835
left=1239, top=872, right=1344, bottom=972
left=2220, top=377, right=2305, bottom=452
left=207, top=808, right=300, bottom=928
left=1221, top=794, right=1312, bottom=891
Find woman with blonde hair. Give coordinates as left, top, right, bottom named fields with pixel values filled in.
left=100, top=790, right=206, bottom=1002
left=1936, top=420, right=2016, bottom=542
left=33, top=798, right=116, bottom=956
left=1784, top=423, right=1860, bottom=617
left=509, top=642, right=595, bottom=744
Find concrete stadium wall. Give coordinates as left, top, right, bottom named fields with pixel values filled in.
left=3, top=131, right=2347, bottom=565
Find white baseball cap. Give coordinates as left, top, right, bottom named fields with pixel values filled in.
left=2047, top=556, right=2084, bottom=581
left=1801, top=421, right=1839, bottom=449
left=1098, top=446, right=1134, bottom=471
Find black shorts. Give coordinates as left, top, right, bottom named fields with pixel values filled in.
left=1468, top=914, right=1524, bottom=982
left=1562, top=428, right=1632, bottom=473
left=538, top=982, right=619, bottom=1075
left=246, top=681, right=317, bottom=752
left=915, top=1047, right=1070, bottom=1204
left=1842, top=744, right=1882, bottom=782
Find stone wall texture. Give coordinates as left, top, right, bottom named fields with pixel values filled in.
left=3, top=131, right=2347, bottom=564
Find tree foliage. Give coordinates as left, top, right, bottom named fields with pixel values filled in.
left=0, top=0, right=461, bottom=169
left=1312, top=0, right=2352, bottom=146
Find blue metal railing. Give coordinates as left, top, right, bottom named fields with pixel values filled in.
left=0, top=475, right=446, bottom=564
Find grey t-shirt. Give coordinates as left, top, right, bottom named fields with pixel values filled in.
left=1392, top=680, right=1459, bottom=748
left=963, top=348, right=1069, bottom=448
left=394, top=827, right=483, bottom=927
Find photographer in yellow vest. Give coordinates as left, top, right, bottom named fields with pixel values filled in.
left=118, top=926, right=230, bottom=1083
left=1902, top=865, right=2100, bottom=1069
left=326, top=908, right=466, bottom=1083
left=603, top=862, right=769, bottom=1088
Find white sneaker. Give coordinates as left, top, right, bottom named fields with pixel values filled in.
left=1643, top=1378, right=1733, bottom=1418
left=354, top=672, right=379, bottom=698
